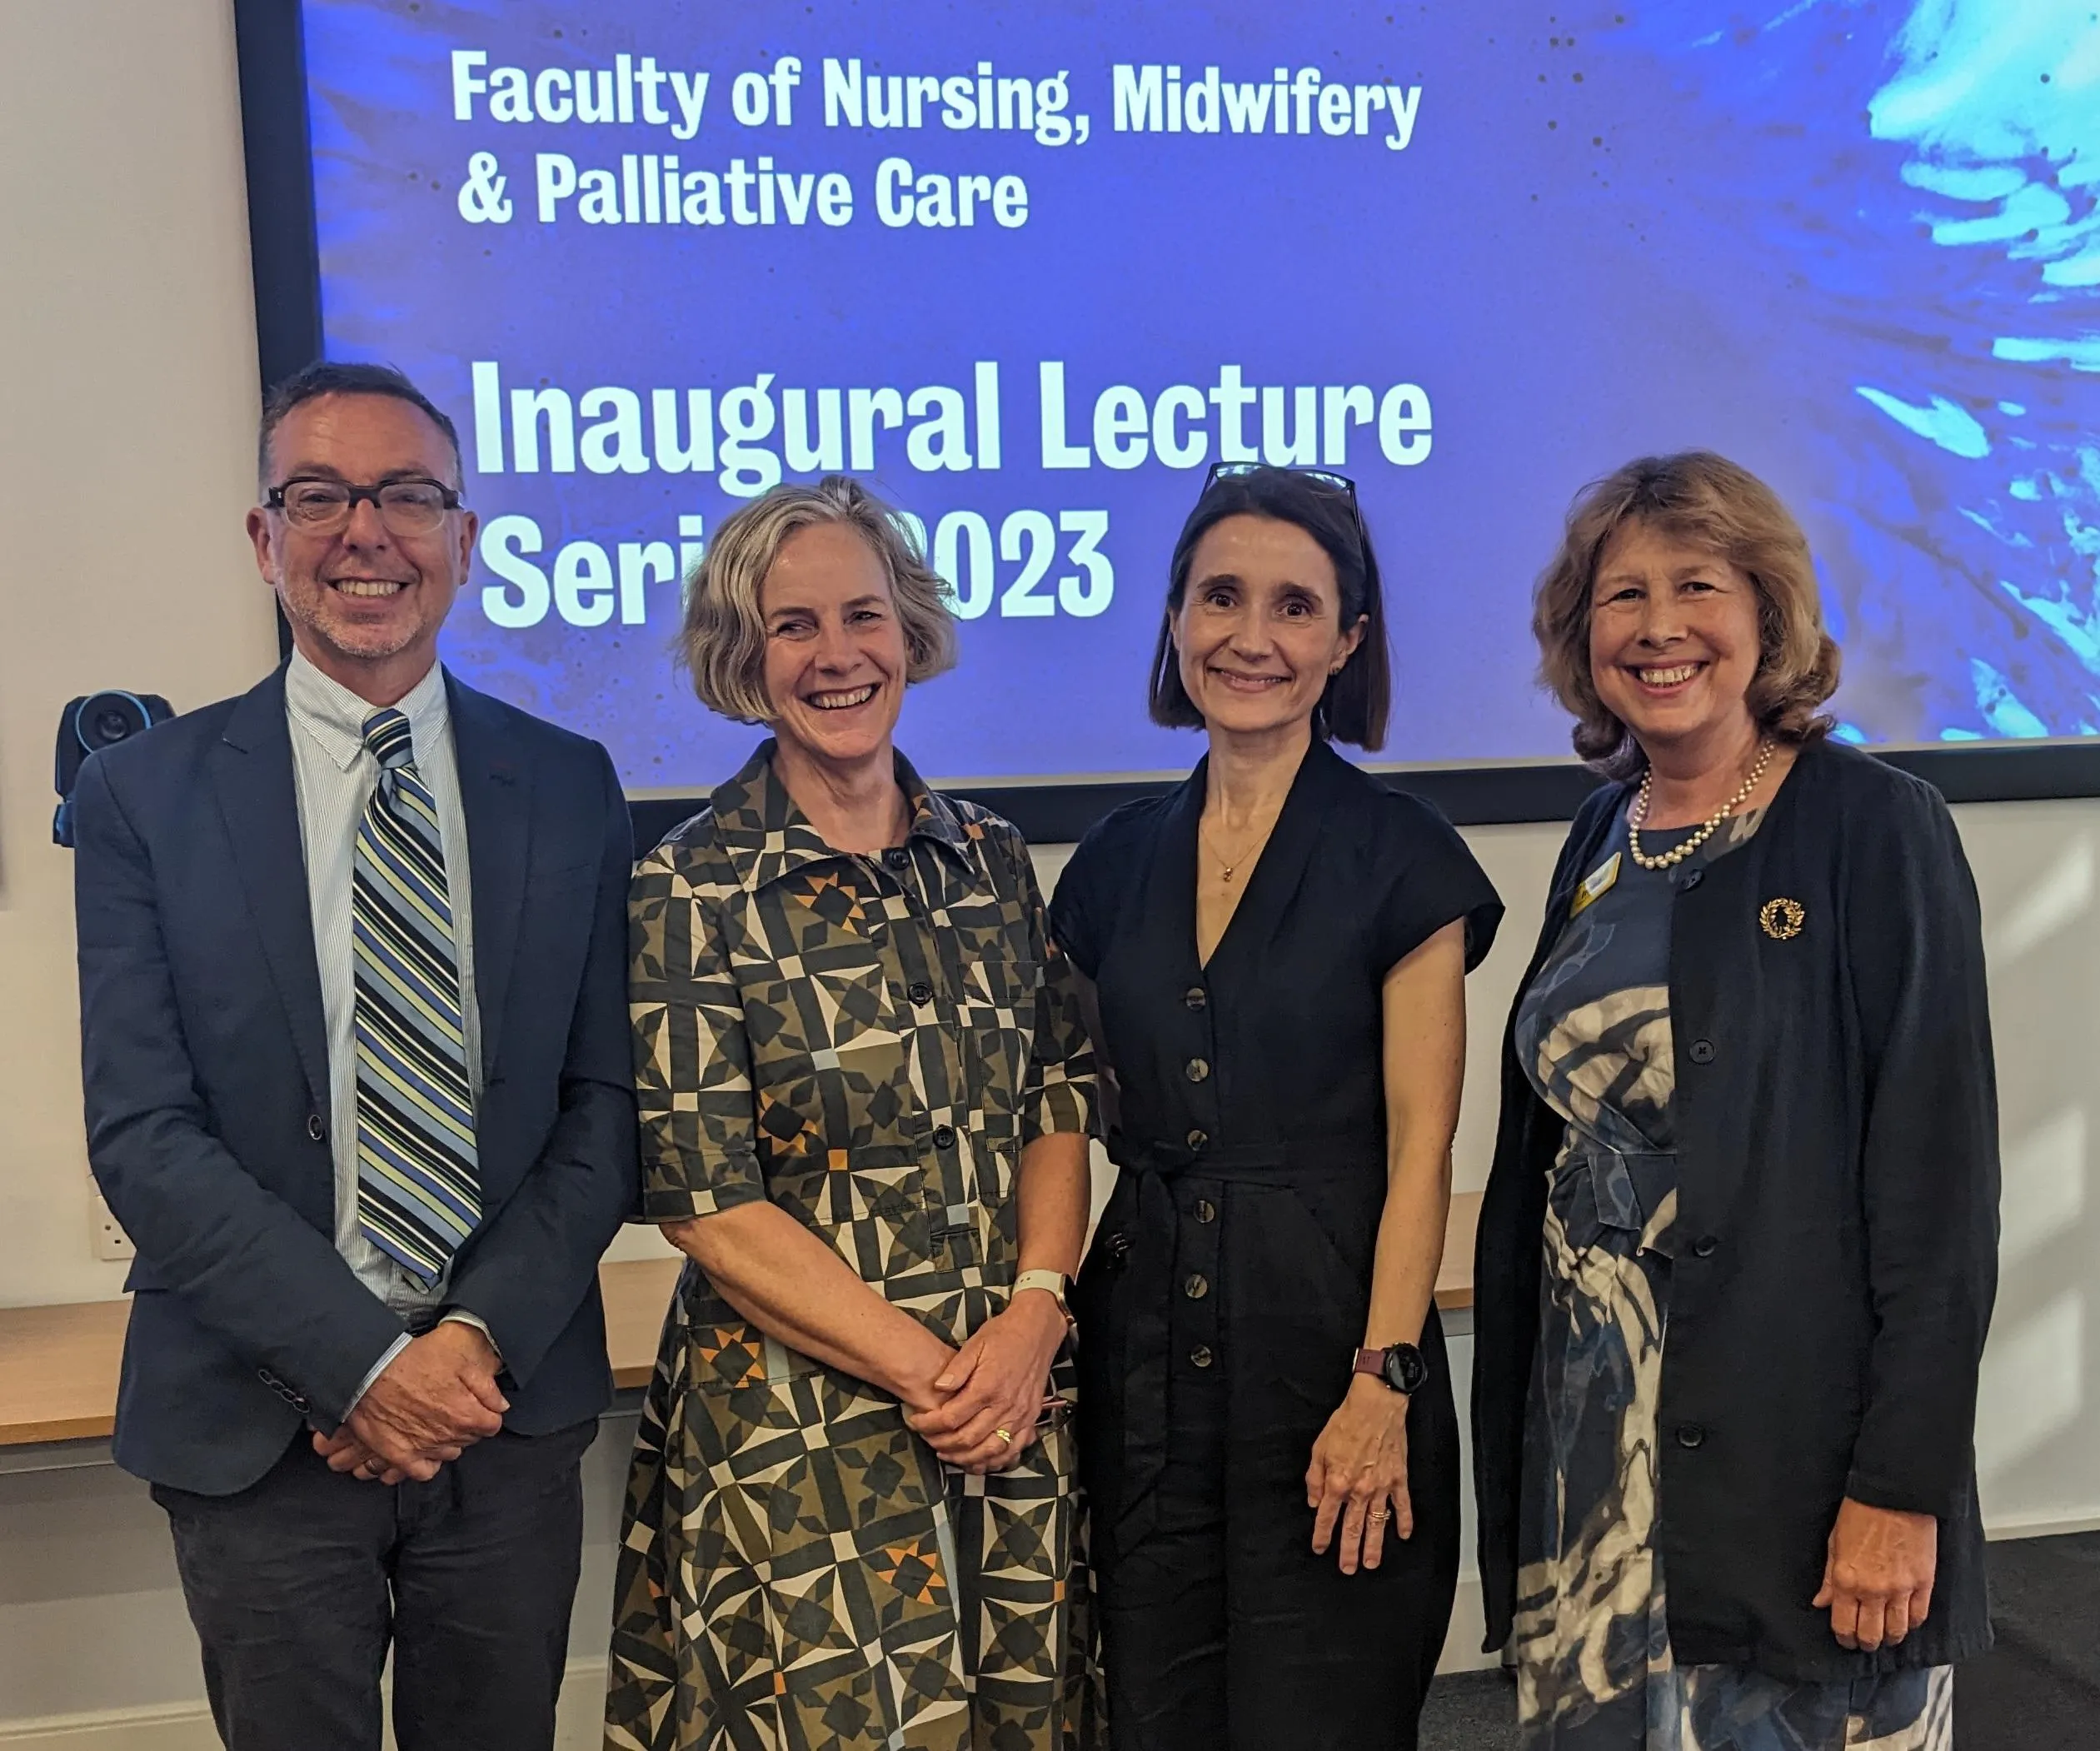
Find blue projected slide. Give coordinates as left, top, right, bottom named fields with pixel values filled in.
left=301, top=1, right=2100, bottom=788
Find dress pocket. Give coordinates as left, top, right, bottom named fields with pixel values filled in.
left=958, top=957, right=1042, bottom=1124
left=747, top=952, right=908, bottom=1161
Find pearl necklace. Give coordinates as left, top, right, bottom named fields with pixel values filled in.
left=1627, top=740, right=1775, bottom=871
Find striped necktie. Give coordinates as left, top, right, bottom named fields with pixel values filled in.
left=352, top=708, right=479, bottom=1285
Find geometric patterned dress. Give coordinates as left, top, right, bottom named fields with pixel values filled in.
left=605, top=741, right=1106, bottom=1751
left=1509, top=804, right=1952, bottom=1751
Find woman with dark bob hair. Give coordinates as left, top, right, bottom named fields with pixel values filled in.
left=1473, top=451, right=1998, bottom=1749
left=1050, top=465, right=1504, bottom=1749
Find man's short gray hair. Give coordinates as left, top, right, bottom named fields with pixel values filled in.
left=257, top=359, right=465, bottom=488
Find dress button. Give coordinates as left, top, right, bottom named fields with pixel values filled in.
left=1676, top=1423, right=1707, bottom=1449
left=1185, top=1129, right=1208, bottom=1152
left=1189, top=1344, right=1215, bottom=1369
left=306, top=1114, right=326, bottom=1142
left=1194, top=1199, right=1217, bottom=1225
left=1185, top=1058, right=1210, bottom=1083
left=1693, top=1235, right=1719, bottom=1258
left=931, top=1125, right=956, bottom=1149
left=1680, top=869, right=1705, bottom=891
left=1688, top=1039, right=1717, bottom=1065
left=883, top=847, right=910, bottom=870
left=1185, top=1273, right=1210, bottom=1300
left=1184, top=986, right=1208, bottom=1011
left=908, top=980, right=933, bottom=1005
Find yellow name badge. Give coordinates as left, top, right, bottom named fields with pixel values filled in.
left=1569, top=851, right=1622, bottom=919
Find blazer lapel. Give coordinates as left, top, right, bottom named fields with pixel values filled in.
left=212, top=668, right=331, bottom=1114
left=447, top=676, right=528, bottom=1082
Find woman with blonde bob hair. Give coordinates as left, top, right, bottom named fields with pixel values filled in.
left=1472, top=452, right=1998, bottom=1749
left=607, top=476, right=1105, bottom=1750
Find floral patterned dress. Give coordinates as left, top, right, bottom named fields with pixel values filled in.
left=1509, top=806, right=1951, bottom=1751
left=605, top=743, right=1105, bottom=1751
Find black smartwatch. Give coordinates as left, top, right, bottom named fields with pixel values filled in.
left=1351, top=1343, right=1429, bottom=1395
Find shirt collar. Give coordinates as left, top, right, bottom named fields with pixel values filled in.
left=708, top=739, right=981, bottom=892
left=284, top=650, right=451, bottom=774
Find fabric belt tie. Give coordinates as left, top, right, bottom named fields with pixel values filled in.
left=1554, top=1131, right=1676, bottom=1255
left=1102, top=1129, right=1384, bottom=1554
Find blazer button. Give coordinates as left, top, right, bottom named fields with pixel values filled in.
left=1688, top=1039, right=1716, bottom=1065
left=1185, top=1057, right=1210, bottom=1083
left=1693, top=1235, right=1719, bottom=1258
left=1185, top=1273, right=1210, bottom=1300
left=1676, top=1423, right=1707, bottom=1449
left=1194, top=1198, right=1217, bottom=1225
left=1680, top=869, right=1705, bottom=890
left=1189, top=1344, right=1215, bottom=1369
left=1185, top=1129, right=1208, bottom=1152
left=1183, top=985, right=1208, bottom=1011
left=908, top=980, right=933, bottom=1005
left=306, top=1114, right=326, bottom=1142
left=932, top=1125, right=957, bottom=1150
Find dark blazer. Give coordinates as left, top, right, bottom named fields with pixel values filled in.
left=73, top=664, right=639, bottom=1496
left=1472, top=738, right=1998, bottom=1681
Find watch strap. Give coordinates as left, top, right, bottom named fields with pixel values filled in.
left=1014, top=1269, right=1073, bottom=1316
left=1352, top=1343, right=1425, bottom=1394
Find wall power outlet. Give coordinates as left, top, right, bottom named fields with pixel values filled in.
left=91, top=1192, right=135, bottom=1262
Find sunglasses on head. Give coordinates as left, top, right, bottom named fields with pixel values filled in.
left=1201, top=461, right=1366, bottom=539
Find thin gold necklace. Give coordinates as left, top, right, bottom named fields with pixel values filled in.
left=1628, top=739, right=1775, bottom=871
left=1200, top=812, right=1277, bottom=884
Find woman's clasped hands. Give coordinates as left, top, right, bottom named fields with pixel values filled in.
left=905, top=1290, right=1069, bottom=1474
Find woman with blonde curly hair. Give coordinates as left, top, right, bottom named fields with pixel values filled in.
left=1470, top=452, right=1998, bottom=1749
left=606, top=476, right=1104, bottom=1750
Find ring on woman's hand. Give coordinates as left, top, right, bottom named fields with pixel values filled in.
left=1367, top=1507, right=1389, bottom=1524
left=994, top=1429, right=1014, bottom=1446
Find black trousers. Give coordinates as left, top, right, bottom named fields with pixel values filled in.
left=1094, top=1329, right=1462, bottom=1751
left=151, top=1419, right=597, bottom=1751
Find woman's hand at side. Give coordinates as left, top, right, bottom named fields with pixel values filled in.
left=905, top=1289, right=1067, bottom=1474
left=1813, top=1497, right=1938, bottom=1651
left=1308, top=1374, right=1414, bottom=1574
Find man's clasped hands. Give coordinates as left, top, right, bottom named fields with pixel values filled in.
left=311, top=1321, right=509, bottom=1484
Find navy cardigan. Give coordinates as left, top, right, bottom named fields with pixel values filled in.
left=1471, top=738, right=1998, bottom=1681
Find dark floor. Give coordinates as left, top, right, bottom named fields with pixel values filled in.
left=1420, top=1531, right=2100, bottom=1750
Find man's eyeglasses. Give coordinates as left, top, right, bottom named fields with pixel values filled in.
left=265, top=476, right=462, bottom=537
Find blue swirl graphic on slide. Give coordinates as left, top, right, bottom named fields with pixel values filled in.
left=1613, top=0, right=2100, bottom=742
left=299, top=1, right=2100, bottom=781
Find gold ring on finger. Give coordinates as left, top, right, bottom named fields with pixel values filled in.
left=994, top=1428, right=1013, bottom=1445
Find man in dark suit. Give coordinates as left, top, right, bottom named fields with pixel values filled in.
left=72, top=361, right=638, bottom=1751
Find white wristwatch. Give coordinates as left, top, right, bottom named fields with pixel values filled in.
left=1013, top=1269, right=1075, bottom=1326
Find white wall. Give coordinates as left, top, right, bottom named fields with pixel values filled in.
left=0, top=0, right=2094, bottom=1739
left=0, top=0, right=278, bottom=1311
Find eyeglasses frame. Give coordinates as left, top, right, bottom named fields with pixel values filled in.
left=263, top=474, right=464, bottom=535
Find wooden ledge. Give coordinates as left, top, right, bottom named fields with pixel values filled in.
left=0, top=1192, right=1479, bottom=1448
